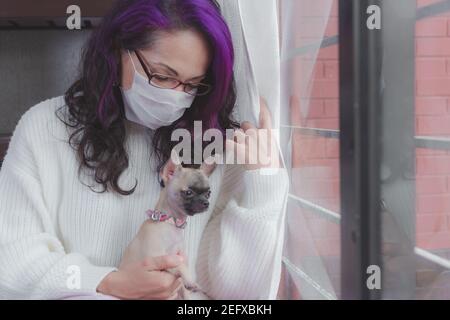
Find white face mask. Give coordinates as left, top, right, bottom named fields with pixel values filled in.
left=121, top=50, right=195, bottom=130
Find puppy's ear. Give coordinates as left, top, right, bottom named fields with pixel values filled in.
left=160, top=150, right=183, bottom=185
left=201, top=155, right=218, bottom=177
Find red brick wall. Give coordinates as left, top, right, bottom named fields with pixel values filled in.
left=289, top=0, right=341, bottom=259
left=415, top=0, right=450, bottom=250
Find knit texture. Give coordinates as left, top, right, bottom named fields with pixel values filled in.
left=0, top=96, right=289, bottom=299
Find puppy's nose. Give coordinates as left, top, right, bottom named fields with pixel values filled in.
left=202, top=201, right=209, bottom=208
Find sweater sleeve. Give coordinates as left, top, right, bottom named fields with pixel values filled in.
left=0, top=109, right=116, bottom=299
left=196, top=164, right=289, bottom=300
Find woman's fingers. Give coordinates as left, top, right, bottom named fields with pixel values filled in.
left=241, top=121, right=256, bottom=132
left=167, top=291, right=180, bottom=300
left=176, top=250, right=188, bottom=261
left=223, top=97, right=276, bottom=170
left=142, top=254, right=184, bottom=271
left=161, top=277, right=183, bottom=300
left=170, top=278, right=184, bottom=294
left=259, top=97, right=272, bottom=130
left=166, top=276, right=183, bottom=291
left=240, top=97, right=272, bottom=132
left=233, top=128, right=247, bottom=144
left=240, top=98, right=272, bottom=132
left=226, top=137, right=246, bottom=152
left=142, top=271, right=181, bottom=299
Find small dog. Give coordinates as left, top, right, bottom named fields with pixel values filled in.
left=120, top=150, right=216, bottom=299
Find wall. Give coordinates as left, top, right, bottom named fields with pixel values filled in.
left=0, top=30, right=89, bottom=134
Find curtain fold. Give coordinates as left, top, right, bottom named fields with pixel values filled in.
left=217, top=0, right=287, bottom=299
left=217, top=0, right=281, bottom=130
left=280, top=0, right=338, bottom=300
left=220, top=0, right=339, bottom=300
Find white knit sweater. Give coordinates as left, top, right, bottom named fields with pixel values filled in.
left=0, top=96, right=289, bottom=300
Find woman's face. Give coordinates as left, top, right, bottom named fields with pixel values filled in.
left=121, top=29, right=211, bottom=91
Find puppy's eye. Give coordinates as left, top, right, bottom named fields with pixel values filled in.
left=183, top=190, right=193, bottom=197
left=205, top=191, right=211, bottom=199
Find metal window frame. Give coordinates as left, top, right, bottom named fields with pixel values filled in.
left=282, top=127, right=450, bottom=151
left=284, top=195, right=450, bottom=278
left=338, top=0, right=383, bottom=300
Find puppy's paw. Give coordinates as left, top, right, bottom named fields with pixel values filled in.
left=184, top=282, right=201, bottom=292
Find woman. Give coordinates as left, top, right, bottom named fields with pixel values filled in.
left=0, top=0, right=288, bottom=299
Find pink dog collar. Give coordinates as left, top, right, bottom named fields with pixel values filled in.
left=145, top=209, right=187, bottom=229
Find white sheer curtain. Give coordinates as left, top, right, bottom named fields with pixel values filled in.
left=217, top=0, right=287, bottom=299
left=218, top=0, right=340, bottom=299
left=279, top=0, right=339, bottom=300
left=216, top=0, right=281, bottom=128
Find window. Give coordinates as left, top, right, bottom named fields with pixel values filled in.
left=278, top=0, right=450, bottom=300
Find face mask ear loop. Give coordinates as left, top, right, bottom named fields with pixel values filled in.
left=127, top=50, right=138, bottom=73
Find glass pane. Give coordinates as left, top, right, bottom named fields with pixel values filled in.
left=381, top=0, right=450, bottom=299
left=279, top=0, right=340, bottom=300
left=413, top=0, right=450, bottom=299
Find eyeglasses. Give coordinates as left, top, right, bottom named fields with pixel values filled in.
left=133, top=50, right=212, bottom=96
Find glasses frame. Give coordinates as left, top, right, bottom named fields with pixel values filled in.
left=133, top=50, right=212, bottom=96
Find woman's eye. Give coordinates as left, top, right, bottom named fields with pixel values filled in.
left=154, top=75, right=170, bottom=82
left=151, top=75, right=179, bottom=89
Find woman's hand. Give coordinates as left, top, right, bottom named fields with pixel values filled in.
left=97, top=255, right=184, bottom=300
left=226, top=97, right=280, bottom=171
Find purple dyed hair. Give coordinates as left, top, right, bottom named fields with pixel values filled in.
left=60, top=0, right=238, bottom=195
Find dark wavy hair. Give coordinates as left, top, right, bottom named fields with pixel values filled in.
left=57, top=0, right=238, bottom=195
